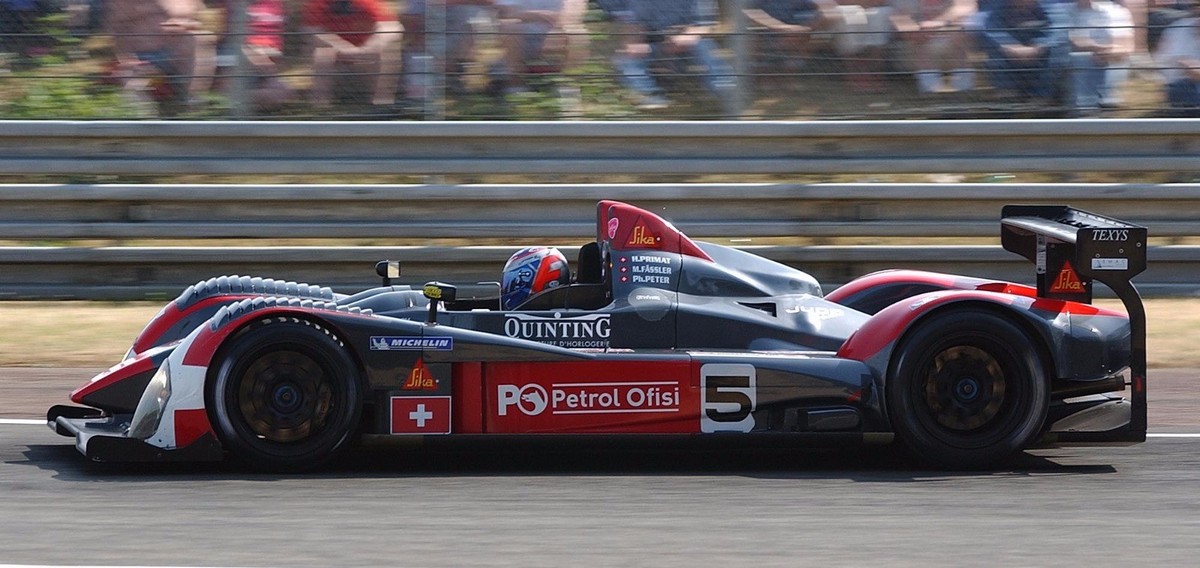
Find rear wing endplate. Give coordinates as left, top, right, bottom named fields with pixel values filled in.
left=1000, top=205, right=1147, bottom=440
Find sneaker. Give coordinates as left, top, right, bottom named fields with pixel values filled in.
left=916, top=71, right=943, bottom=94
left=1128, top=53, right=1157, bottom=79
left=637, top=93, right=669, bottom=110
left=502, top=83, right=531, bottom=97
left=949, top=69, right=975, bottom=92
left=557, top=84, right=582, bottom=118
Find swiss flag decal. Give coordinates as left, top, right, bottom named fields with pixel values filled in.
left=390, top=396, right=451, bottom=435
left=1050, top=262, right=1085, bottom=293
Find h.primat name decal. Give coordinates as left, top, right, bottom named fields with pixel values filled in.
left=497, top=381, right=681, bottom=417
left=370, top=336, right=454, bottom=351
left=616, top=254, right=675, bottom=286
left=504, top=313, right=610, bottom=348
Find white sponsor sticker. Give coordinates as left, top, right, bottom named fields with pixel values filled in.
left=700, top=363, right=757, bottom=433
left=1091, top=258, right=1129, bottom=271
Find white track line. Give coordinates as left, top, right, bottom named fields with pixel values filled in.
left=4, top=417, right=1200, bottom=437
left=0, top=565, right=247, bottom=568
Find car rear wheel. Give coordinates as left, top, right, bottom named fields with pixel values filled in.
left=888, top=308, right=1049, bottom=469
left=209, top=319, right=362, bottom=471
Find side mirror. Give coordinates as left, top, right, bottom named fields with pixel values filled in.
left=422, top=282, right=457, bottom=324
left=375, top=261, right=400, bottom=286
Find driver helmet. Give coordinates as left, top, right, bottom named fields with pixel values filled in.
left=501, top=246, right=571, bottom=310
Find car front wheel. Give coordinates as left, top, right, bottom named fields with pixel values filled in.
left=209, top=319, right=362, bottom=471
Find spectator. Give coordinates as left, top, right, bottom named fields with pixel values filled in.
left=104, top=0, right=217, bottom=109
left=1, top=0, right=45, bottom=57
left=1156, top=5, right=1200, bottom=113
left=978, top=0, right=1069, bottom=101
left=889, top=0, right=978, bottom=93
left=1149, top=0, right=1194, bottom=53
left=743, top=0, right=841, bottom=67
left=1118, top=0, right=1150, bottom=61
left=830, top=0, right=894, bottom=92
left=302, top=0, right=402, bottom=109
left=607, top=0, right=737, bottom=112
left=742, top=0, right=894, bottom=94
left=1064, top=0, right=1133, bottom=114
left=219, top=0, right=293, bottom=112
left=491, top=0, right=588, bottom=95
left=399, top=0, right=493, bottom=98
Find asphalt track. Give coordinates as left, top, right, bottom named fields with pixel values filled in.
left=2, top=368, right=1198, bottom=567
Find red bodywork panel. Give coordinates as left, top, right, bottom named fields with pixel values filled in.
left=182, top=305, right=375, bottom=367
left=836, top=289, right=1125, bottom=363
left=131, top=296, right=254, bottom=356
left=71, top=352, right=157, bottom=405
left=174, top=408, right=215, bottom=448
left=824, top=269, right=1043, bottom=306
left=452, top=362, right=485, bottom=433
left=597, top=200, right=713, bottom=261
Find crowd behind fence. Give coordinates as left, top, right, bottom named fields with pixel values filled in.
left=1, top=0, right=1199, bottom=120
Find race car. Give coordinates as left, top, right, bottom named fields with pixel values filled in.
left=47, top=201, right=1148, bottom=470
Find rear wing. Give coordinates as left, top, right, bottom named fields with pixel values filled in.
left=1000, top=205, right=1147, bottom=440
left=1001, top=205, right=1146, bottom=303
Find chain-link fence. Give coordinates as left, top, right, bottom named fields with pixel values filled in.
left=0, top=0, right=1192, bottom=120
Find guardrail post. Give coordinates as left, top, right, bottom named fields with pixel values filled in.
left=425, top=0, right=448, bottom=120
left=729, top=0, right=748, bottom=118
left=226, top=0, right=250, bottom=118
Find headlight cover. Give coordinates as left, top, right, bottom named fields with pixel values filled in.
left=128, top=364, right=172, bottom=440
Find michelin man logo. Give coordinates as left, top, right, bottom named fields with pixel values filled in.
left=497, top=384, right=549, bottom=416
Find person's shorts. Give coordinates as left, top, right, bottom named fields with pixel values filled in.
left=776, top=9, right=820, bottom=27
left=403, top=0, right=485, bottom=55
left=830, top=5, right=892, bottom=55
left=135, top=49, right=177, bottom=75
left=516, top=21, right=553, bottom=61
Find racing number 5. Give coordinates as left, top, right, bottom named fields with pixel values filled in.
left=700, top=363, right=756, bottom=433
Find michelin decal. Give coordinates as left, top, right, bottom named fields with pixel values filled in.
left=370, top=336, right=454, bottom=351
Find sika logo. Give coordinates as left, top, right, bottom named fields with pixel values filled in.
left=497, top=384, right=549, bottom=416
left=625, top=220, right=660, bottom=248
left=401, top=359, right=437, bottom=390
left=1050, top=262, right=1085, bottom=293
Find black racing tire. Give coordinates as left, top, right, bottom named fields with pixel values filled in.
left=208, top=319, right=362, bottom=472
left=887, top=308, right=1049, bottom=470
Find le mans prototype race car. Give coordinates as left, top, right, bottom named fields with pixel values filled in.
left=48, top=201, right=1148, bottom=470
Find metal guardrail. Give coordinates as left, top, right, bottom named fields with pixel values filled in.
left=3, top=182, right=1199, bottom=298
left=3, top=182, right=1200, bottom=240
left=2, top=119, right=1200, bottom=175
left=3, top=120, right=1199, bottom=299
left=3, top=245, right=1197, bottom=300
